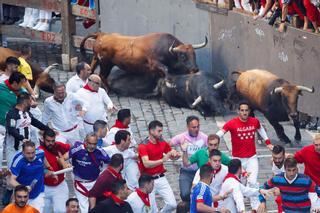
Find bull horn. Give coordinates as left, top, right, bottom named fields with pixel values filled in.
left=296, top=85, right=314, bottom=93
left=192, top=36, right=208, bottom=49
left=33, top=85, right=40, bottom=99
left=192, top=96, right=202, bottom=108
left=272, top=87, right=283, bottom=94
left=44, top=63, right=59, bottom=73
left=213, top=80, right=224, bottom=89
left=168, top=40, right=176, bottom=55
left=165, top=80, right=175, bottom=88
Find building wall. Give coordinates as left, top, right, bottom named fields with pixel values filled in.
left=99, top=0, right=212, bottom=72
left=100, top=1, right=320, bottom=116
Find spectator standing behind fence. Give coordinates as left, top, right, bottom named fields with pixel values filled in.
left=2, top=185, right=39, bottom=213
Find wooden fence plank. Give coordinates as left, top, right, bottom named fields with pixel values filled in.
left=0, top=25, right=62, bottom=44
left=71, top=5, right=96, bottom=20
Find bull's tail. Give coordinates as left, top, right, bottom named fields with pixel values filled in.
left=80, top=32, right=100, bottom=60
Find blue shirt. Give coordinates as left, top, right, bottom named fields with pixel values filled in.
left=69, top=141, right=110, bottom=181
left=10, top=149, right=45, bottom=199
left=190, top=182, right=213, bottom=213
left=97, top=138, right=103, bottom=148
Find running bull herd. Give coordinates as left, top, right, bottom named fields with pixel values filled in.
left=1, top=32, right=315, bottom=144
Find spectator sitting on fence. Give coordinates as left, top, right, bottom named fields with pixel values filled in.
left=18, top=8, right=52, bottom=31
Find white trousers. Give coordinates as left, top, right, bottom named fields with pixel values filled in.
left=6, top=145, right=20, bottom=169
left=74, top=181, right=96, bottom=213
left=30, top=107, right=42, bottom=147
left=123, top=160, right=140, bottom=190
left=235, top=155, right=260, bottom=210
left=29, top=192, right=45, bottom=213
left=44, top=180, right=69, bottom=213
left=149, top=176, right=177, bottom=213
left=56, top=125, right=82, bottom=146
left=0, top=125, right=5, bottom=171
left=83, top=122, right=94, bottom=135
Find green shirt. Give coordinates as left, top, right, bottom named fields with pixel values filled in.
left=189, top=148, right=231, bottom=167
left=0, top=83, right=19, bottom=126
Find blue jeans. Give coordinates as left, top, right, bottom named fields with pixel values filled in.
left=179, top=168, right=197, bottom=202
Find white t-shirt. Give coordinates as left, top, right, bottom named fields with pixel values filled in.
left=193, top=164, right=228, bottom=196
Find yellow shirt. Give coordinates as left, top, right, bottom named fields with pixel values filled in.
left=1, top=203, right=39, bottom=213
left=18, top=57, right=33, bottom=80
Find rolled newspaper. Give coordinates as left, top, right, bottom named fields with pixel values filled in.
left=52, top=167, right=74, bottom=175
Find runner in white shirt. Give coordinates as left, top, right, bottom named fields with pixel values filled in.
left=126, top=175, right=156, bottom=213
left=105, top=108, right=137, bottom=147
left=192, top=149, right=230, bottom=209
left=104, top=130, right=139, bottom=190
left=219, top=159, right=271, bottom=213
left=65, top=62, right=91, bottom=93
left=42, top=82, right=85, bottom=145
left=76, top=74, right=116, bottom=134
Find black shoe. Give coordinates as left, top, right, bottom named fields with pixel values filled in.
left=0, top=16, right=9, bottom=24
left=4, top=18, right=15, bottom=25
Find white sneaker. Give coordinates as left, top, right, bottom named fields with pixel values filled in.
left=37, top=23, right=49, bottom=31
left=19, top=20, right=29, bottom=27
left=26, top=19, right=37, bottom=28
left=32, top=21, right=43, bottom=30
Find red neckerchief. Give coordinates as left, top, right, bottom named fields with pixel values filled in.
left=83, top=84, right=97, bottom=93
left=104, top=192, right=125, bottom=205
left=136, top=189, right=150, bottom=207
left=112, top=120, right=129, bottom=129
left=4, top=79, right=19, bottom=95
left=107, top=166, right=123, bottom=180
left=206, top=162, right=222, bottom=177
left=223, top=173, right=241, bottom=183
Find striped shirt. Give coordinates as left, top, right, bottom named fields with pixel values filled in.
left=259, top=172, right=320, bottom=212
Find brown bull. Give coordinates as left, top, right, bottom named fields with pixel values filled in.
left=0, top=47, right=55, bottom=95
left=234, top=69, right=314, bottom=144
left=80, top=32, right=207, bottom=85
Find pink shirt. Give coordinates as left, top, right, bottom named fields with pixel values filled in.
left=171, top=131, right=208, bottom=170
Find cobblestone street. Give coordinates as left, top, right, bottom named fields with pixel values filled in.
left=1, top=41, right=316, bottom=212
